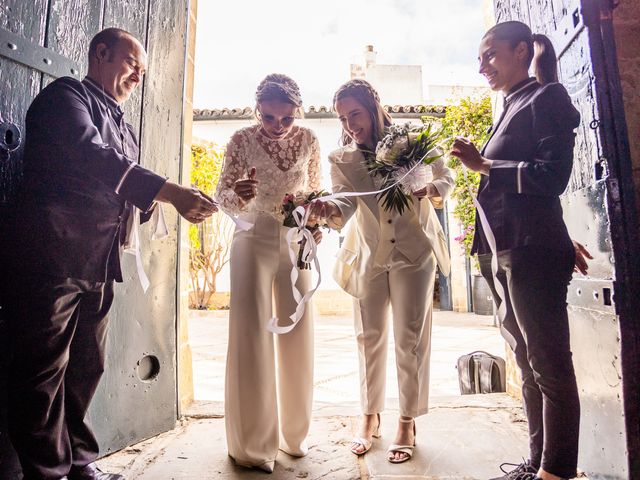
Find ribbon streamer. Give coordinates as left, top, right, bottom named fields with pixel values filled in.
left=462, top=168, right=512, bottom=342
left=124, top=204, right=169, bottom=293
left=266, top=205, right=322, bottom=334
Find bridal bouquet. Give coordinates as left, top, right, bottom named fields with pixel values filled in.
left=366, top=122, right=442, bottom=215
left=281, top=190, right=329, bottom=269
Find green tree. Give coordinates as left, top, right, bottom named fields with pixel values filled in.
left=439, top=95, right=493, bottom=262
left=189, top=142, right=234, bottom=309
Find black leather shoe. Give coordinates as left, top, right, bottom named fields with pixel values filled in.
left=489, top=459, right=537, bottom=480
left=68, top=463, right=125, bottom=480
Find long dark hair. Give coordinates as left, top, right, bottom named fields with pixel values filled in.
left=333, top=79, right=392, bottom=147
left=484, top=21, right=558, bottom=85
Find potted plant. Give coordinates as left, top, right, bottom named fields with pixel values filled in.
left=440, top=95, right=494, bottom=315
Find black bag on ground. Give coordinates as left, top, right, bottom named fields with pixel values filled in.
left=457, top=351, right=506, bottom=394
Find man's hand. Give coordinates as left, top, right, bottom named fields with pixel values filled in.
left=450, top=137, right=493, bottom=175
left=573, top=240, right=593, bottom=275
left=234, top=167, right=258, bottom=204
left=155, top=181, right=218, bottom=223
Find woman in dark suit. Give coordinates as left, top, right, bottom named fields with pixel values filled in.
left=452, top=21, right=581, bottom=480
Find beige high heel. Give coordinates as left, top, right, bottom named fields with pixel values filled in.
left=387, top=417, right=416, bottom=464
left=350, top=413, right=381, bottom=455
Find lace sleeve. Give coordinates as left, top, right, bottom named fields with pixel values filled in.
left=215, top=131, right=248, bottom=214
left=307, top=131, right=321, bottom=192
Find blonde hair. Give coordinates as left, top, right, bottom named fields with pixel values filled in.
left=333, top=79, right=392, bottom=147
left=255, top=73, right=304, bottom=119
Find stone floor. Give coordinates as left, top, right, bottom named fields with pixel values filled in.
left=97, top=309, right=530, bottom=479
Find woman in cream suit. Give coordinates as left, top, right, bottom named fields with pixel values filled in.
left=216, top=74, right=322, bottom=473
left=312, top=79, right=454, bottom=463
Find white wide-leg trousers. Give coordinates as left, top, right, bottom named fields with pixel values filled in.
left=225, top=215, right=314, bottom=468
left=353, top=249, right=437, bottom=418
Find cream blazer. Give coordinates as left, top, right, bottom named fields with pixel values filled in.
left=328, top=144, right=454, bottom=299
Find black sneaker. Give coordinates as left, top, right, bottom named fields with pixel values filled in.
left=489, top=459, right=537, bottom=480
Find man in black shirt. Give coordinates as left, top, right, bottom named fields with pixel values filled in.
left=0, top=28, right=216, bottom=480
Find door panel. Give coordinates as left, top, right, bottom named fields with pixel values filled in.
left=103, top=0, right=148, bottom=135
left=0, top=0, right=189, bottom=473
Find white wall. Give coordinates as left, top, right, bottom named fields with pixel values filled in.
left=364, top=65, right=424, bottom=105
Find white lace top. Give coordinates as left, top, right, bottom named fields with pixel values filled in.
left=216, top=125, right=321, bottom=220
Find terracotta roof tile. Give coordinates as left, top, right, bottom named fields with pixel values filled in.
left=193, top=104, right=445, bottom=120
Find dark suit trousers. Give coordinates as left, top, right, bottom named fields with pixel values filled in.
left=479, top=246, right=579, bottom=479
left=2, top=275, right=114, bottom=480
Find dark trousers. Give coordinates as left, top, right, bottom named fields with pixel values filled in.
left=2, top=275, right=114, bottom=480
left=479, top=246, right=580, bottom=479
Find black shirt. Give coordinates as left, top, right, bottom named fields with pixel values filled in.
left=471, top=79, right=581, bottom=255
left=4, top=76, right=167, bottom=281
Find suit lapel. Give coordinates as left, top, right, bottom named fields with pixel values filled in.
left=335, top=147, right=380, bottom=219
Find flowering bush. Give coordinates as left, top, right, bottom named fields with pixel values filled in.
left=440, top=96, right=493, bottom=262
left=189, top=142, right=234, bottom=309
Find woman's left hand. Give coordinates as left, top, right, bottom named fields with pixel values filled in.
left=451, top=137, right=493, bottom=175
left=311, top=228, right=323, bottom=245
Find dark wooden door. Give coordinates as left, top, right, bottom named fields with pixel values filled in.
left=493, top=1, right=640, bottom=478
left=0, top=0, right=191, bottom=476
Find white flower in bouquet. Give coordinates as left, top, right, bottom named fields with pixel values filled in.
left=365, top=122, right=443, bottom=215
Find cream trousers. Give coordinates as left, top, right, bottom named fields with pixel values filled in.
left=353, top=248, right=437, bottom=418
left=224, top=215, right=314, bottom=468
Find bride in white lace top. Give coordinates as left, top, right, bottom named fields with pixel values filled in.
left=218, top=74, right=321, bottom=474
left=216, top=123, right=320, bottom=219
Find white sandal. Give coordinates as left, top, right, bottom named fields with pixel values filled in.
left=387, top=417, right=416, bottom=464
left=350, top=413, right=381, bottom=455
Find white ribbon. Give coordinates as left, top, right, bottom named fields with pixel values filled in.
left=462, top=168, right=508, bottom=331
left=217, top=205, right=254, bottom=232
left=124, top=204, right=169, bottom=293
left=266, top=206, right=322, bottom=334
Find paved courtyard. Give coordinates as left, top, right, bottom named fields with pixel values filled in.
left=98, top=308, right=530, bottom=479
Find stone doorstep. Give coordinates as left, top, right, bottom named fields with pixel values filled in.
left=97, top=394, right=530, bottom=480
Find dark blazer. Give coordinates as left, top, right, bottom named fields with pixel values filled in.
left=2, top=77, right=166, bottom=282
left=472, top=78, right=580, bottom=255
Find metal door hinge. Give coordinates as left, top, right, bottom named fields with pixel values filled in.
left=0, top=26, right=81, bottom=79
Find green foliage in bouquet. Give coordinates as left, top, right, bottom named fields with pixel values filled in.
left=365, top=122, right=443, bottom=215
left=439, top=95, right=493, bottom=259
left=281, top=190, right=330, bottom=228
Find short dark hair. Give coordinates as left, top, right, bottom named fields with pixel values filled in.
left=88, top=27, right=134, bottom=61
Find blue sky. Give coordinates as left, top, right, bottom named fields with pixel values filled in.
left=194, top=0, right=490, bottom=108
